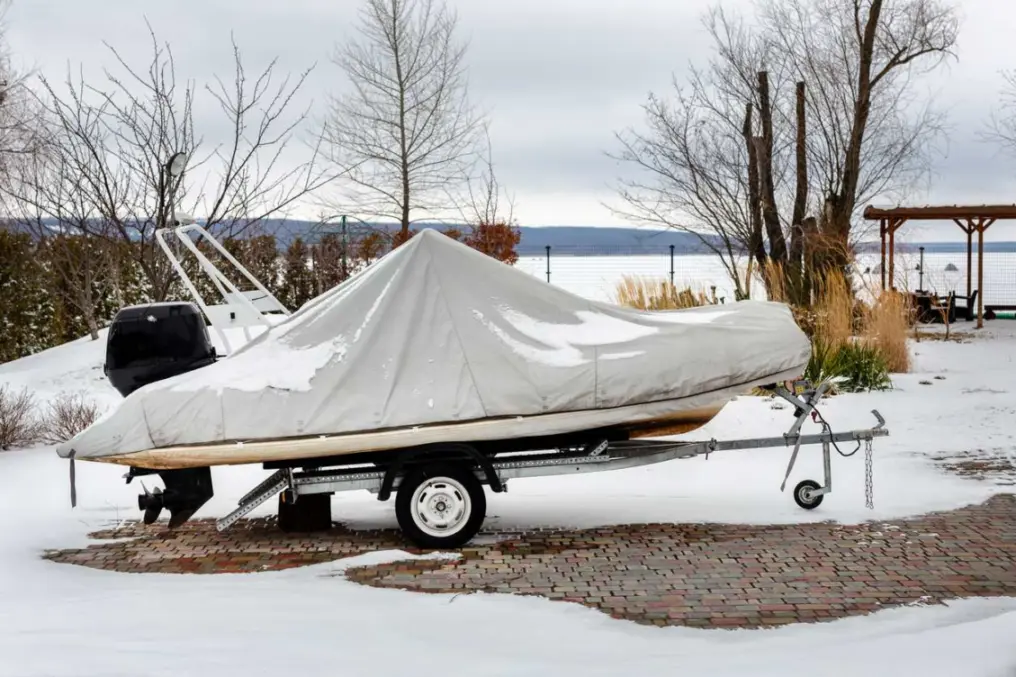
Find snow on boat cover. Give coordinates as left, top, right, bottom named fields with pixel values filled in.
left=57, top=228, right=811, bottom=468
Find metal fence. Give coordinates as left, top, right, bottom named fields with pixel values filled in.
left=513, top=244, right=1016, bottom=306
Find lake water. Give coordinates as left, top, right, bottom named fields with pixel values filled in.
left=515, top=251, right=1016, bottom=306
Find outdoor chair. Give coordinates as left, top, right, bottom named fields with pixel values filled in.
left=953, top=289, right=979, bottom=321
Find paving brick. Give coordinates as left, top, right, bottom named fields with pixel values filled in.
left=41, top=494, right=1016, bottom=630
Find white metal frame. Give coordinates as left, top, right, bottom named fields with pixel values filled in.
left=155, top=224, right=291, bottom=355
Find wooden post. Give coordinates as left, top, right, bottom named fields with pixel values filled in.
left=879, top=218, right=887, bottom=290
left=952, top=218, right=973, bottom=298
left=977, top=219, right=984, bottom=329
left=966, top=227, right=973, bottom=298
left=888, top=218, right=897, bottom=290
left=975, top=217, right=997, bottom=329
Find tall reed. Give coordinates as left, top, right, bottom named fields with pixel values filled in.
left=614, top=275, right=712, bottom=311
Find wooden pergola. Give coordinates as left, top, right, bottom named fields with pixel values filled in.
left=862, top=204, right=1016, bottom=328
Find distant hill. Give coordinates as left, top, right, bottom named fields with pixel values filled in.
left=7, top=217, right=1016, bottom=255
left=268, top=220, right=719, bottom=254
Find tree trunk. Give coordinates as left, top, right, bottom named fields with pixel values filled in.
left=401, top=174, right=411, bottom=239
left=757, top=71, right=787, bottom=268
left=742, top=102, right=768, bottom=293
left=85, top=312, right=100, bottom=341
left=825, top=0, right=884, bottom=271
left=801, top=216, right=819, bottom=306
left=788, top=80, right=809, bottom=304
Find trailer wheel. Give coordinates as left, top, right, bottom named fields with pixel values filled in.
left=395, top=463, right=486, bottom=549
left=793, top=479, right=823, bottom=510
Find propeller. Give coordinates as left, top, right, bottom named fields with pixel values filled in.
left=138, top=482, right=164, bottom=525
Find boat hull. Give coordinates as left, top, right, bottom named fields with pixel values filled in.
left=90, top=368, right=799, bottom=470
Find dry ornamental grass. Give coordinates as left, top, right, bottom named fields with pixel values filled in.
left=613, top=275, right=714, bottom=311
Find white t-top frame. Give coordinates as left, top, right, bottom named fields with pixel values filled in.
left=154, top=224, right=291, bottom=355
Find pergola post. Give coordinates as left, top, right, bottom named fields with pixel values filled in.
left=975, top=217, right=997, bottom=329
left=967, top=226, right=975, bottom=294
left=886, top=217, right=904, bottom=290
left=977, top=219, right=985, bottom=328
left=879, top=218, right=887, bottom=290
left=954, top=217, right=974, bottom=298
left=966, top=225, right=973, bottom=298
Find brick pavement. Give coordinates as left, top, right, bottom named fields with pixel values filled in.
left=43, top=519, right=413, bottom=574
left=43, top=494, right=1016, bottom=629
left=933, top=449, right=1016, bottom=486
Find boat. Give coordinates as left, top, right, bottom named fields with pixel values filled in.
left=51, top=226, right=872, bottom=549
left=56, top=228, right=811, bottom=471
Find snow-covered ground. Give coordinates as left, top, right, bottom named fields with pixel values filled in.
left=2, top=312, right=1016, bottom=675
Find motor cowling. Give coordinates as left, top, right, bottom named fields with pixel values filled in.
left=104, top=301, right=216, bottom=397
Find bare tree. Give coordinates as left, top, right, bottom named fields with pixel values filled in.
left=6, top=120, right=119, bottom=340
left=450, top=125, right=516, bottom=228
left=982, top=69, right=1016, bottom=155
left=322, top=0, right=486, bottom=242
left=0, top=1, right=48, bottom=201
left=13, top=24, right=336, bottom=302
left=610, top=0, right=957, bottom=298
left=760, top=0, right=958, bottom=264
left=609, top=10, right=794, bottom=300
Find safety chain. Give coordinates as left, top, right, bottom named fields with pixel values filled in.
left=864, top=438, right=874, bottom=509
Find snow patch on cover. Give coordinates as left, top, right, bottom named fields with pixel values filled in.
left=166, top=270, right=398, bottom=395
left=649, top=309, right=736, bottom=324
left=169, top=336, right=349, bottom=393
left=472, top=307, right=659, bottom=367
left=353, top=273, right=396, bottom=343
left=600, top=350, right=644, bottom=360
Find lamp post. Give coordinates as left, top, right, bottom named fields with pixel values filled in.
left=165, top=151, right=188, bottom=227
left=341, top=214, right=348, bottom=279
left=916, top=245, right=925, bottom=293
left=315, top=214, right=375, bottom=282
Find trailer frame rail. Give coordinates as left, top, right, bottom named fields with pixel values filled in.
left=215, top=380, right=889, bottom=532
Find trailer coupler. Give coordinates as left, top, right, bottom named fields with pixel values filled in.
left=127, top=466, right=214, bottom=527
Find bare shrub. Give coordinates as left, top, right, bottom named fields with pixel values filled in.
left=0, top=385, right=42, bottom=450
left=40, top=392, right=102, bottom=444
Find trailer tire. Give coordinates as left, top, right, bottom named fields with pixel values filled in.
left=395, top=463, right=486, bottom=549
left=793, top=479, right=823, bottom=510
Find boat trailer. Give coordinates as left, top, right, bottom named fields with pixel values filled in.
left=212, top=380, right=888, bottom=547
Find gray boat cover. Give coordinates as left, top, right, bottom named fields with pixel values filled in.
left=57, top=228, right=810, bottom=460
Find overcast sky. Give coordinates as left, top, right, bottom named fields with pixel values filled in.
left=6, top=0, right=1016, bottom=241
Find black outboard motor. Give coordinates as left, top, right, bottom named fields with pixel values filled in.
left=105, top=301, right=217, bottom=397
left=104, top=301, right=218, bottom=527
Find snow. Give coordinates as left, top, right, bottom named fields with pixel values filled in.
left=353, top=271, right=397, bottom=343
left=2, top=280, right=1016, bottom=675
left=1, top=443, right=1015, bottom=677
left=169, top=335, right=349, bottom=394
left=472, top=307, right=660, bottom=367
left=600, top=350, right=644, bottom=360
left=648, top=308, right=737, bottom=324
left=0, top=329, right=121, bottom=413
left=167, top=270, right=402, bottom=395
